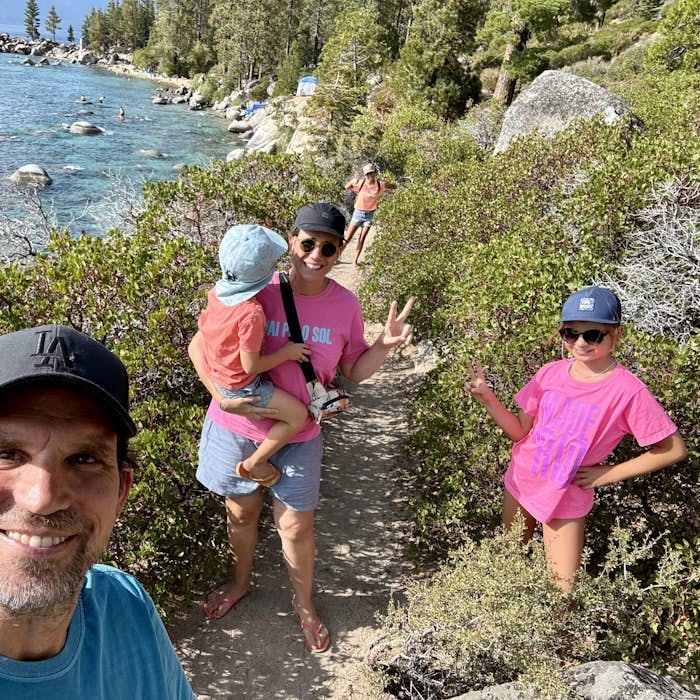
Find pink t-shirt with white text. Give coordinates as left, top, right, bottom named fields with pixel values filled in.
left=207, top=272, right=370, bottom=443
left=505, top=359, right=677, bottom=523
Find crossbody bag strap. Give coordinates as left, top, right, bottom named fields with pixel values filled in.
left=279, top=272, right=317, bottom=384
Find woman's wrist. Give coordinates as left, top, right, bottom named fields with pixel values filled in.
left=218, top=397, right=227, bottom=411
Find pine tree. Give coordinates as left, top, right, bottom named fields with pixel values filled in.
left=45, top=5, right=62, bottom=42
left=24, top=0, right=40, bottom=40
left=67, top=24, right=75, bottom=44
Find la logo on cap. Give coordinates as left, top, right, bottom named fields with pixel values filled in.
left=32, top=329, right=76, bottom=371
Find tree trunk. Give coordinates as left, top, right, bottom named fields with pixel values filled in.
left=493, top=42, right=516, bottom=104
left=493, top=23, right=530, bottom=107
left=311, top=0, right=324, bottom=65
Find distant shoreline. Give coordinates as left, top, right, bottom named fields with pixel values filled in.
left=0, top=32, right=192, bottom=92
left=96, top=62, right=192, bottom=92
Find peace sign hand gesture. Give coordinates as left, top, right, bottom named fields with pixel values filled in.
left=464, top=361, right=492, bottom=404
left=381, top=297, right=415, bottom=349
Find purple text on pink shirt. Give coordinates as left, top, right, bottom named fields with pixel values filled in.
left=529, top=393, right=602, bottom=487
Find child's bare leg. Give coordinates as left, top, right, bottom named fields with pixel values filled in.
left=240, top=389, right=308, bottom=480
left=542, top=517, right=585, bottom=593
left=502, top=490, right=536, bottom=542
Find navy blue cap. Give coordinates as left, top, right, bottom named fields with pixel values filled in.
left=561, top=286, right=621, bottom=324
left=0, top=325, right=137, bottom=437
left=294, top=203, right=346, bottom=242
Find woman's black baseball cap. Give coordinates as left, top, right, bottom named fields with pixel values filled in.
left=293, top=202, right=346, bottom=242
left=0, top=324, right=137, bottom=437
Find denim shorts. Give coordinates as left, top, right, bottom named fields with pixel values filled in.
left=196, top=417, right=324, bottom=511
left=215, top=374, right=274, bottom=408
left=351, top=209, right=376, bottom=227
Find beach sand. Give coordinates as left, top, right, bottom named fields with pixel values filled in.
left=100, top=62, right=192, bottom=91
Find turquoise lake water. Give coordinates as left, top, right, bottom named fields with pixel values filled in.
left=0, top=50, right=240, bottom=233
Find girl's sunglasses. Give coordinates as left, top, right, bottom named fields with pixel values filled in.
left=297, top=237, right=339, bottom=257
left=559, top=327, right=609, bottom=344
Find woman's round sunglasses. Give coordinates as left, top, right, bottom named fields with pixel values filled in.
left=297, top=236, right=340, bottom=257
left=559, top=327, right=610, bottom=344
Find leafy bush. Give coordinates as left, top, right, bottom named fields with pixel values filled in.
left=132, top=47, right=158, bottom=72
left=644, top=0, right=700, bottom=72
left=371, top=525, right=700, bottom=697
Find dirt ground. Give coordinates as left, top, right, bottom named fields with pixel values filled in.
left=169, top=234, right=423, bottom=699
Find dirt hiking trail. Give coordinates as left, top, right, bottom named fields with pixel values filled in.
left=170, top=234, right=427, bottom=699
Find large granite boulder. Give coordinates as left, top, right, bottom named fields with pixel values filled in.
left=244, top=106, right=281, bottom=154
left=285, top=96, right=318, bottom=155
left=453, top=661, right=700, bottom=699
left=227, top=119, right=251, bottom=133
left=8, top=164, right=52, bottom=186
left=226, top=148, right=246, bottom=162
left=494, top=70, right=639, bottom=153
left=188, top=91, right=207, bottom=110
left=77, top=50, right=98, bottom=65
left=69, top=121, right=102, bottom=135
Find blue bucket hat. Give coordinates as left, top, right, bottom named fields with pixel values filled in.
left=561, top=286, right=622, bottom=324
left=215, top=224, right=288, bottom=306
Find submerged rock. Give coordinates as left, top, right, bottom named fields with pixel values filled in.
left=8, top=164, right=53, bottom=186
left=69, top=121, right=103, bottom=135
left=139, top=149, right=164, bottom=159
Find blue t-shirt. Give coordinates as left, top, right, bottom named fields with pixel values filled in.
left=0, top=564, right=195, bottom=699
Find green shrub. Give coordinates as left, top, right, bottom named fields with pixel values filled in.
left=644, top=0, right=700, bottom=72
left=250, top=77, right=271, bottom=102
left=132, top=47, right=158, bottom=72
left=549, top=41, right=597, bottom=67
left=372, top=525, right=700, bottom=696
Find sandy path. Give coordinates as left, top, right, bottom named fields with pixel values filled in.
left=170, top=235, right=418, bottom=699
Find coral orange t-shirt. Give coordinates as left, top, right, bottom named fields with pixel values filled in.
left=198, top=288, right=266, bottom=389
left=346, top=177, right=386, bottom=212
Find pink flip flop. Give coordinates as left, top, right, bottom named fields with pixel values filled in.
left=202, top=588, right=250, bottom=620
left=292, top=598, right=331, bottom=653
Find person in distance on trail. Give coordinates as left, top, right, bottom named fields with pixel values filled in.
left=194, top=224, right=310, bottom=487
left=189, top=202, right=414, bottom=653
left=464, top=286, right=687, bottom=592
left=344, top=163, right=396, bottom=265
left=0, top=324, right=195, bottom=699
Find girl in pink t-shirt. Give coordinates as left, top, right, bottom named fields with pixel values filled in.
left=195, top=224, right=310, bottom=488
left=464, top=286, right=687, bottom=591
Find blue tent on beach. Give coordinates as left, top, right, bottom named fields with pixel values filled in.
left=296, top=76, right=318, bottom=96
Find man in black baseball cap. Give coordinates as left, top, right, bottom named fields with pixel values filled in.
left=0, top=325, right=194, bottom=698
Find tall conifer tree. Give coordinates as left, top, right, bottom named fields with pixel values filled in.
left=45, top=5, right=62, bottom=42
left=24, top=0, right=40, bottom=40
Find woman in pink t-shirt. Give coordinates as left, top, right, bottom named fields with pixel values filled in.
left=188, top=203, right=414, bottom=653
left=465, top=286, right=687, bottom=592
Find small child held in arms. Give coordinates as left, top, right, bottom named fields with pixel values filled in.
left=197, top=224, right=310, bottom=487
left=465, top=286, right=687, bottom=591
